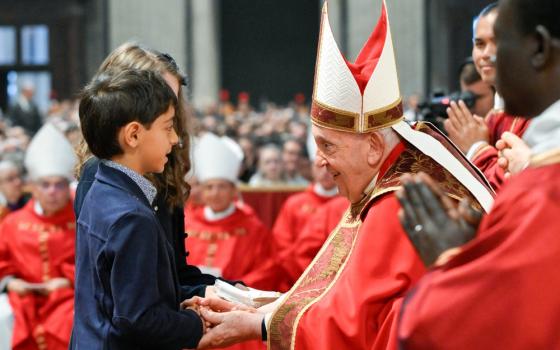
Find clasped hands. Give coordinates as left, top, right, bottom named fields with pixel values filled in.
left=396, top=173, right=483, bottom=267
left=7, top=277, right=71, bottom=296
left=181, top=295, right=264, bottom=349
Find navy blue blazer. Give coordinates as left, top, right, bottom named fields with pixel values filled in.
left=71, top=163, right=202, bottom=349
left=74, top=157, right=217, bottom=293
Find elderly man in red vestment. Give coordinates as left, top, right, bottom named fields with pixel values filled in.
left=0, top=124, right=76, bottom=350
left=186, top=133, right=276, bottom=350
left=271, top=162, right=339, bottom=291
left=192, top=2, right=494, bottom=349
left=443, top=2, right=530, bottom=191
left=185, top=133, right=273, bottom=290
left=397, top=0, right=560, bottom=348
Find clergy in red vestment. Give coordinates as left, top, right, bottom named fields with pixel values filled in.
left=443, top=3, right=530, bottom=191
left=289, top=196, right=348, bottom=279
left=398, top=0, right=560, bottom=347
left=185, top=133, right=273, bottom=350
left=0, top=124, right=76, bottom=350
left=271, top=163, right=339, bottom=291
left=193, top=2, right=495, bottom=349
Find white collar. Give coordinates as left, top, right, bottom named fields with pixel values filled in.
left=523, top=99, right=560, bottom=155
left=494, top=93, right=505, bottom=111
left=313, top=183, right=338, bottom=197
left=204, top=203, right=236, bottom=222
left=34, top=200, right=44, bottom=216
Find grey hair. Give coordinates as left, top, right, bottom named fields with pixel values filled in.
left=376, top=127, right=401, bottom=151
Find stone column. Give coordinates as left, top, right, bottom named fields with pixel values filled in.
left=107, top=0, right=187, bottom=78
left=188, top=0, right=220, bottom=109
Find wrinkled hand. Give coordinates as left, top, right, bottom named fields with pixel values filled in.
left=6, top=278, right=34, bottom=295
left=444, top=100, right=489, bottom=153
left=197, top=309, right=263, bottom=349
left=397, top=173, right=482, bottom=267
left=496, top=131, right=531, bottom=177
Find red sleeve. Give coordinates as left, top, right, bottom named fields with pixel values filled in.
left=398, top=167, right=560, bottom=349
left=472, top=145, right=506, bottom=191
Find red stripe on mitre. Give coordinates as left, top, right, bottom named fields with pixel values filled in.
left=345, top=3, right=387, bottom=94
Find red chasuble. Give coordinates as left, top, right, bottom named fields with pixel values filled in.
left=0, top=200, right=75, bottom=350
left=398, top=151, right=560, bottom=349
left=184, top=202, right=274, bottom=290
left=271, top=186, right=340, bottom=291
left=472, top=111, right=530, bottom=191
left=268, top=136, right=489, bottom=350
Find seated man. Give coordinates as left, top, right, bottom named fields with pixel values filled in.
left=272, top=159, right=339, bottom=291
left=185, top=133, right=274, bottom=290
left=0, top=124, right=76, bottom=350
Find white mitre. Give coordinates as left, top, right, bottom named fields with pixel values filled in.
left=24, top=123, right=77, bottom=180
left=193, top=132, right=244, bottom=184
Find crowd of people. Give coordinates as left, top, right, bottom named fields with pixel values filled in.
left=0, top=0, right=559, bottom=349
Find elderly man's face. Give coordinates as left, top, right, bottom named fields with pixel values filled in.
left=311, top=163, right=337, bottom=191
left=32, top=176, right=70, bottom=216
left=312, top=125, right=377, bottom=203
left=0, top=167, right=24, bottom=204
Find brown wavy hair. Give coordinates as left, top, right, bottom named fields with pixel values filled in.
left=76, top=42, right=191, bottom=207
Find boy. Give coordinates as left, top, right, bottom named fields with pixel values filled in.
left=71, top=69, right=203, bottom=349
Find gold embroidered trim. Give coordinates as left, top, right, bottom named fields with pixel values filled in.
left=38, top=230, right=50, bottom=282
left=267, top=208, right=359, bottom=350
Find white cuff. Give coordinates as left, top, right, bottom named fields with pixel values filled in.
left=466, top=141, right=489, bottom=161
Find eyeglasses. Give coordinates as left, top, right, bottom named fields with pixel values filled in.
left=37, top=180, right=69, bottom=191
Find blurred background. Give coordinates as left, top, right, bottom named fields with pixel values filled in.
left=0, top=0, right=491, bottom=113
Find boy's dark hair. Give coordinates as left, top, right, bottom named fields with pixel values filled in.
left=79, top=69, right=177, bottom=160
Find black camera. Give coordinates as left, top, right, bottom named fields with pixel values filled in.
left=417, top=91, right=479, bottom=131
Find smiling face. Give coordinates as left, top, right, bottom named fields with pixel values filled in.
left=137, top=105, right=179, bottom=174
left=201, top=178, right=236, bottom=212
left=473, top=10, right=498, bottom=85
left=312, top=124, right=379, bottom=203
